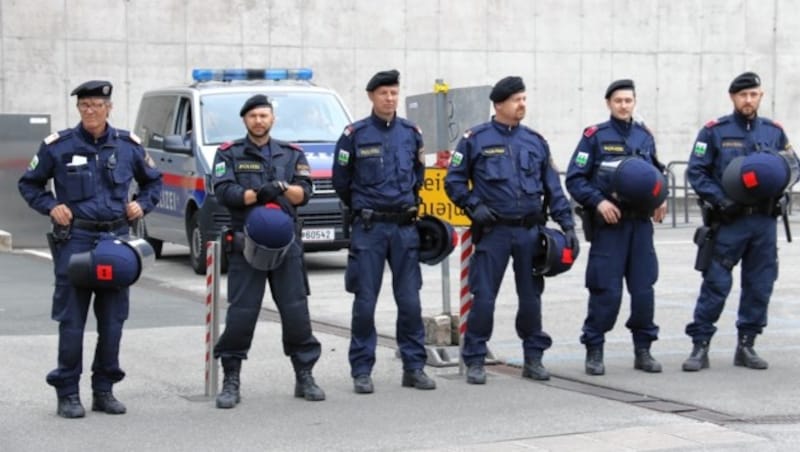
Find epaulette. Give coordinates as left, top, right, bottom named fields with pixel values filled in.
left=635, top=121, right=655, bottom=136
left=583, top=124, right=600, bottom=138
left=398, top=117, right=421, bottom=133
left=274, top=139, right=303, bottom=151
left=762, top=118, right=783, bottom=130
left=521, top=124, right=546, bottom=142
left=219, top=141, right=234, bottom=151
left=44, top=128, right=73, bottom=145
left=116, top=129, right=142, bottom=145
left=704, top=116, right=728, bottom=128
left=43, top=131, right=61, bottom=145
left=465, top=122, right=492, bottom=139
left=343, top=120, right=369, bottom=137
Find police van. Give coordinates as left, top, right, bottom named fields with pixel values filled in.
left=133, top=68, right=351, bottom=274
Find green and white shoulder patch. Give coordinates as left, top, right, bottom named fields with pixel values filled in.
left=214, top=161, right=226, bottom=177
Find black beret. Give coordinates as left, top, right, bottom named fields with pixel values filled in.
left=489, top=76, right=525, bottom=103
left=729, top=71, right=761, bottom=93
left=604, top=79, right=635, bottom=99
left=71, top=80, right=113, bottom=98
left=239, top=94, right=272, bottom=117
left=366, top=69, right=400, bottom=91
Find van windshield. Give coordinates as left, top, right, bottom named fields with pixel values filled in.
left=199, top=91, right=349, bottom=146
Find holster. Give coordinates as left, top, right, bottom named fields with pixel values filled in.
left=575, top=206, right=595, bottom=242
left=46, top=223, right=71, bottom=256
left=693, top=225, right=716, bottom=272
left=470, top=224, right=490, bottom=245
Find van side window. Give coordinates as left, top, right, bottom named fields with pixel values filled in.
left=138, top=95, right=178, bottom=148
left=176, top=97, right=193, bottom=147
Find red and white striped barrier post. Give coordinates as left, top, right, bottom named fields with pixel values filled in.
left=204, top=240, right=221, bottom=398
left=458, top=227, right=473, bottom=374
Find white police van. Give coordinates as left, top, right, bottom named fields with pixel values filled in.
left=133, top=68, right=351, bottom=274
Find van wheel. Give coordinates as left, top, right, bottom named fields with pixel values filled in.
left=132, top=218, right=163, bottom=258
left=188, top=212, right=207, bottom=274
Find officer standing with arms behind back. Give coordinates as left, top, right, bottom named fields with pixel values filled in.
left=683, top=72, right=799, bottom=372
left=445, top=76, right=577, bottom=385
left=566, top=79, right=667, bottom=376
left=18, top=80, right=162, bottom=418
left=332, top=69, right=436, bottom=394
left=212, top=95, right=324, bottom=408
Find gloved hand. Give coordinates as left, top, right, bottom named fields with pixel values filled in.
left=717, top=198, right=740, bottom=223
left=257, top=180, right=288, bottom=204
left=563, top=228, right=580, bottom=257
left=466, top=203, right=497, bottom=225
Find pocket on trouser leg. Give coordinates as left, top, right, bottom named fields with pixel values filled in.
left=344, top=250, right=359, bottom=293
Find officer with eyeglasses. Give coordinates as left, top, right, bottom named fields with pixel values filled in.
left=18, top=80, right=162, bottom=419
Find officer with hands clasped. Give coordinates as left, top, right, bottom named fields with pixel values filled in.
left=212, top=94, right=325, bottom=408
left=683, top=72, right=799, bottom=372
left=18, top=80, right=163, bottom=418
left=332, top=69, right=436, bottom=394
left=444, top=76, right=578, bottom=385
left=566, top=79, right=668, bottom=376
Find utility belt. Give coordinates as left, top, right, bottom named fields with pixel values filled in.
left=72, top=217, right=128, bottom=232
left=738, top=204, right=777, bottom=217
left=353, top=208, right=417, bottom=229
left=618, top=209, right=652, bottom=221
left=494, top=212, right=546, bottom=228
left=221, top=227, right=246, bottom=254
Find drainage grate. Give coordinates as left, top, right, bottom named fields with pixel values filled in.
left=733, top=414, right=800, bottom=425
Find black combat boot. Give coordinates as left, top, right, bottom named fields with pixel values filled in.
left=216, top=359, right=241, bottom=409
left=57, top=393, right=85, bottom=419
left=522, top=355, right=550, bottom=381
left=402, top=369, right=437, bottom=390
left=633, top=348, right=662, bottom=373
left=466, top=363, right=486, bottom=385
left=353, top=374, right=374, bottom=394
left=585, top=347, right=605, bottom=376
left=92, top=391, right=127, bottom=414
left=682, top=341, right=710, bottom=371
left=295, top=370, right=326, bottom=401
left=734, top=334, right=768, bottom=369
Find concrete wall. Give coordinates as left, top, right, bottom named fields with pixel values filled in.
left=1, top=0, right=798, bottom=169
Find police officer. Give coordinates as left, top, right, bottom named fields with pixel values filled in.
left=566, top=79, right=667, bottom=376
left=444, top=76, right=577, bottom=385
left=332, top=69, right=436, bottom=394
left=17, top=80, right=162, bottom=418
left=212, top=94, right=324, bottom=407
left=683, top=72, right=798, bottom=372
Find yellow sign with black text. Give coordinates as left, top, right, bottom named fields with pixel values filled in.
left=418, top=167, right=470, bottom=227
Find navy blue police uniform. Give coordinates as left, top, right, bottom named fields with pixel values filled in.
left=566, top=116, right=663, bottom=357
left=332, top=70, right=431, bottom=391
left=211, top=137, right=321, bottom=374
left=685, top=73, right=797, bottom=364
left=444, top=77, right=575, bottom=381
left=17, top=81, right=162, bottom=415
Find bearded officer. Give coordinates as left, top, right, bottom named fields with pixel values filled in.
left=445, top=76, right=577, bottom=385
left=683, top=72, right=799, bottom=372
left=212, top=94, right=324, bottom=407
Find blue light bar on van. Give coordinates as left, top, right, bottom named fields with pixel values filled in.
left=192, top=68, right=313, bottom=83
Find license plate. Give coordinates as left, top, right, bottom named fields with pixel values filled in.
left=302, top=228, right=334, bottom=242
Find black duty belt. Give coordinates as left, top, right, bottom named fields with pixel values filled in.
left=72, top=217, right=129, bottom=232
left=494, top=213, right=546, bottom=228
left=355, top=209, right=416, bottom=225
left=740, top=205, right=774, bottom=216
left=619, top=210, right=652, bottom=220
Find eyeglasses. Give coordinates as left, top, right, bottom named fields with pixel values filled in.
left=77, top=101, right=108, bottom=112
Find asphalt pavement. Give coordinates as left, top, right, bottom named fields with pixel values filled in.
left=2, top=217, right=800, bottom=451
